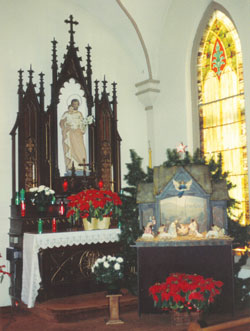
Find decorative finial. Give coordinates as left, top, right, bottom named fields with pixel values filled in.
left=94, top=80, right=99, bottom=99
left=102, top=75, right=107, bottom=94
left=64, top=15, right=79, bottom=46
left=51, top=38, right=58, bottom=64
left=18, top=69, right=24, bottom=94
left=28, top=65, right=34, bottom=85
left=39, top=72, right=45, bottom=110
left=112, top=82, right=117, bottom=103
left=39, top=72, right=45, bottom=94
left=39, top=72, right=44, bottom=84
left=86, top=44, right=92, bottom=72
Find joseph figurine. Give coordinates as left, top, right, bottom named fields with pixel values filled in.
left=60, top=99, right=87, bottom=172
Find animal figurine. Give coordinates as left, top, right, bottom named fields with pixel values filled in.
left=206, top=225, right=225, bottom=238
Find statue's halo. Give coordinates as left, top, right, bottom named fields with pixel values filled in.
left=67, top=94, right=82, bottom=106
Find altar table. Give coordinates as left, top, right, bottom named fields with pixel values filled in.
left=134, top=239, right=234, bottom=315
left=21, top=229, right=121, bottom=308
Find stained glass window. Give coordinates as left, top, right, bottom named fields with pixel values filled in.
left=197, top=10, right=249, bottom=225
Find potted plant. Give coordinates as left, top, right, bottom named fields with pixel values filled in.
left=92, top=255, right=125, bottom=325
left=29, top=185, right=55, bottom=212
left=0, top=253, right=11, bottom=283
left=67, top=189, right=122, bottom=230
left=92, top=255, right=124, bottom=293
left=149, top=273, right=223, bottom=328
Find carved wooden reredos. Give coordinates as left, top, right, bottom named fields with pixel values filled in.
left=10, top=15, right=121, bottom=200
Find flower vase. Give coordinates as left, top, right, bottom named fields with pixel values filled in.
left=83, top=217, right=111, bottom=230
left=106, top=281, right=121, bottom=295
left=170, top=311, right=201, bottom=330
left=36, top=205, right=47, bottom=217
left=97, top=217, right=110, bottom=230
left=83, top=217, right=99, bottom=230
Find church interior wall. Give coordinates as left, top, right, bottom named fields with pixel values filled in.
left=1, top=0, right=250, bottom=306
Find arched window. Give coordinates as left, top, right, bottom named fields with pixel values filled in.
left=197, top=10, right=249, bottom=225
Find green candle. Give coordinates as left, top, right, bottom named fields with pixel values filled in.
left=20, top=188, right=25, bottom=201
left=51, top=195, right=56, bottom=205
left=38, top=219, right=43, bottom=234
left=15, top=192, right=20, bottom=205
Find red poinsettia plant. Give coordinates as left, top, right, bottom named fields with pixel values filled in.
left=149, top=273, right=223, bottom=313
left=0, top=253, right=11, bottom=283
left=67, top=189, right=122, bottom=223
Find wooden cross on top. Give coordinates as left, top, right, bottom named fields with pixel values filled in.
left=64, top=15, right=79, bottom=45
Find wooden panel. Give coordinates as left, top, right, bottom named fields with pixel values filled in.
left=37, top=242, right=120, bottom=302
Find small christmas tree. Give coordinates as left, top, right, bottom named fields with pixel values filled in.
left=119, top=150, right=152, bottom=293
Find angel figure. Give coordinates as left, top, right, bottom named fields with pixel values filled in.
left=173, top=179, right=192, bottom=198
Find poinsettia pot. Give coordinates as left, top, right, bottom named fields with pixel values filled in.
left=170, top=311, right=201, bottom=330
left=83, top=217, right=110, bottom=230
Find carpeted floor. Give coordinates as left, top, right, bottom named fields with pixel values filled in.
left=1, top=291, right=250, bottom=331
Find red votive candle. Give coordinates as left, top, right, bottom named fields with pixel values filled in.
left=62, top=179, right=68, bottom=192
left=59, top=201, right=65, bottom=216
left=52, top=218, right=57, bottom=232
left=21, top=201, right=26, bottom=217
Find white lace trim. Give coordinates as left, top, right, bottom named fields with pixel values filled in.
left=21, top=229, right=121, bottom=308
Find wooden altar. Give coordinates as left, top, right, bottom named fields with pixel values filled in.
left=8, top=15, right=122, bottom=306
left=22, top=230, right=120, bottom=308
left=135, top=240, right=234, bottom=316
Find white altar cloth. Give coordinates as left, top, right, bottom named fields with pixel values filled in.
left=21, top=229, right=121, bottom=308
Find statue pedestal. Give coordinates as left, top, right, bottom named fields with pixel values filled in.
left=106, top=294, right=124, bottom=325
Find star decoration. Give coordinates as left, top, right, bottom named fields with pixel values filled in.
left=177, top=142, right=187, bottom=153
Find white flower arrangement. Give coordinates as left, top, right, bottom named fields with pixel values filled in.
left=29, top=185, right=55, bottom=208
left=92, top=255, right=124, bottom=287
left=83, top=115, right=95, bottom=125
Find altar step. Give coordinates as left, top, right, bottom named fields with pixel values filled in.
left=31, top=289, right=137, bottom=323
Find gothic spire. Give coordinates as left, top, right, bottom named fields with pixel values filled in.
left=51, top=38, right=58, bottom=70
left=86, top=44, right=92, bottom=74
left=102, top=75, right=107, bottom=95
left=86, top=44, right=92, bottom=92
left=112, top=82, right=117, bottom=103
left=39, top=72, right=45, bottom=111
left=51, top=38, right=58, bottom=102
left=18, top=69, right=24, bottom=95
left=39, top=73, right=45, bottom=93
left=28, top=65, right=34, bottom=86
left=94, top=80, right=99, bottom=101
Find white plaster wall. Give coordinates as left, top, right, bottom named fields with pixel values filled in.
left=153, top=0, right=211, bottom=165
left=0, top=0, right=147, bottom=306
left=122, top=0, right=173, bottom=79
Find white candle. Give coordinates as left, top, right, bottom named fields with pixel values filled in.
left=32, top=164, right=35, bottom=181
